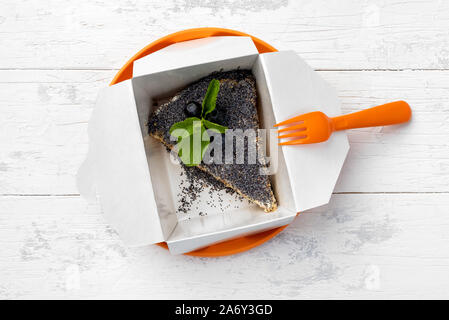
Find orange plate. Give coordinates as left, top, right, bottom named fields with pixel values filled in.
left=111, top=27, right=293, bottom=257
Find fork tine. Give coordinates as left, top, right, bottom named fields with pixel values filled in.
left=274, top=115, right=305, bottom=127
left=278, top=132, right=307, bottom=139
left=278, top=138, right=308, bottom=146
left=277, top=123, right=306, bottom=133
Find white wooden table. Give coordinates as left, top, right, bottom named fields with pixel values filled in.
left=1, top=0, right=449, bottom=299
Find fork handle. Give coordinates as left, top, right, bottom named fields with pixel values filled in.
left=331, top=100, right=412, bottom=131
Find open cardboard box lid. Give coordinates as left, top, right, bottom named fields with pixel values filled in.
left=77, top=37, right=349, bottom=254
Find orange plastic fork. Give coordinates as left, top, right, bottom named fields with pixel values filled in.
left=275, top=100, right=412, bottom=145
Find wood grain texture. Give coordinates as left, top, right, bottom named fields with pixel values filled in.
left=0, top=70, right=114, bottom=195
left=1, top=0, right=449, bottom=299
left=1, top=194, right=448, bottom=299
left=1, top=0, right=449, bottom=70
left=1, top=69, right=448, bottom=194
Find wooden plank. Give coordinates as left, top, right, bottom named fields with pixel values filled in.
left=0, top=193, right=448, bottom=299
left=1, top=69, right=448, bottom=194
left=1, top=0, right=449, bottom=70
left=1, top=0, right=447, bottom=302
left=0, top=70, right=114, bottom=194
left=321, top=70, right=449, bottom=192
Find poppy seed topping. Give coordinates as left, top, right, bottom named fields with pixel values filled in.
left=148, top=70, right=277, bottom=212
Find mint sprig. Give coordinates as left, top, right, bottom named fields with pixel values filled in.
left=169, top=79, right=228, bottom=166
left=202, top=119, right=227, bottom=133
left=202, top=79, right=220, bottom=117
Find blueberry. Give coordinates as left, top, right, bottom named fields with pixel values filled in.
left=185, top=101, right=201, bottom=117
left=206, top=109, right=218, bottom=122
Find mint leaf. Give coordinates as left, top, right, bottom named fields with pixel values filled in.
left=168, top=79, right=226, bottom=166
left=200, top=124, right=210, bottom=160
left=203, top=119, right=228, bottom=134
left=184, top=121, right=210, bottom=167
left=169, top=117, right=201, bottom=137
left=170, top=118, right=210, bottom=167
left=202, top=79, right=220, bottom=117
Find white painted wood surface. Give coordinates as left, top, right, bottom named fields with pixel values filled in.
left=1, top=0, right=449, bottom=299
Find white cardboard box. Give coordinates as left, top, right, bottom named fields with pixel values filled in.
left=77, top=37, right=349, bottom=255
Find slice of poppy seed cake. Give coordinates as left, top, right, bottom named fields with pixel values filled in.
left=148, top=70, right=277, bottom=212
